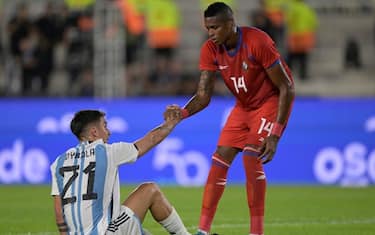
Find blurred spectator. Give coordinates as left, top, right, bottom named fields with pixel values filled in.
left=117, top=0, right=147, bottom=96
left=250, top=1, right=276, bottom=40
left=178, top=72, right=200, bottom=96
left=7, top=3, right=31, bottom=60
left=35, top=2, right=59, bottom=95
left=147, top=57, right=182, bottom=96
left=19, top=25, right=41, bottom=95
left=63, top=8, right=93, bottom=95
left=344, top=37, right=362, bottom=69
left=54, top=4, right=71, bottom=43
left=78, top=67, right=94, bottom=96
left=0, top=4, right=4, bottom=95
left=261, top=0, right=287, bottom=52
left=284, top=0, right=317, bottom=80
left=144, top=0, right=181, bottom=95
left=7, top=3, right=55, bottom=96
left=0, top=6, right=3, bottom=61
left=117, top=0, right=145, bottom=65
left=6, top=3, right=32, bottom=95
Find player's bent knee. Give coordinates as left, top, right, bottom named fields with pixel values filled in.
left=139, top=182, right=161, bottom=196
left=215, top=146, right=239, bottom=164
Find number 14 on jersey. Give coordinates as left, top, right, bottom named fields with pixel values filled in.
left=230, top=76, right=248, bottom=93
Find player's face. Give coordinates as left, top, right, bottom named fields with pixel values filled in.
left=204, top=15, right=234, bottom=45
left=96, top=117, right=111, bottom=143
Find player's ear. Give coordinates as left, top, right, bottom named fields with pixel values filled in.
left=89, top=126, right=98, bottom=139
left=226, top=19, right=235, bottom=32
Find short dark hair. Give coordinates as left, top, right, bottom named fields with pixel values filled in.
left=70, top=110, right=105, bottom=140
left=204, top=2, right=233, bottom=19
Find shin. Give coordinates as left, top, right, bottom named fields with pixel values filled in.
left=198, top=153, right=231, bottom=232
left=243, top=146, right=266, bottom=235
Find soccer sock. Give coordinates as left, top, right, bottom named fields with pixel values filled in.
left=243, top=146, right=266, bottom=235
left=199, top=153, right=230, bottom=232
left=158, top=207, right=190, bottom=235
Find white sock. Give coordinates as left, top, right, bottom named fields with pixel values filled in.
left=197, top=229, right=209, bottom=235
left=159, top=207, right=190, bottom=235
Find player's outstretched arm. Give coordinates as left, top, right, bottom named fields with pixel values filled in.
left=180, top=70, right=216, bottom=119
left=134, top=106, right=180, bottom=157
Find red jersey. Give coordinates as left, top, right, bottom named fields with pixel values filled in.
left=199, top=27, right=293, bottom=110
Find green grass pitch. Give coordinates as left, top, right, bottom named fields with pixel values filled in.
left=0, top=185, right=374, bottom=235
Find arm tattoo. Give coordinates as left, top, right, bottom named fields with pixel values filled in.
left=148, top=123, right=174, bottom=145
left=150, top=124, right=173, bottom=134
left=198, top=70, right=215, bottom=96
left=186, top=70, right=215, bottom=114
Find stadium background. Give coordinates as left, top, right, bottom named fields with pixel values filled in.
left=1, top=0, right=374, bottom=185
left=0, top=0, right=374, bottom=234
left=1, top=0, right=375, bottom=186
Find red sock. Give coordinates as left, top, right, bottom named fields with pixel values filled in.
left=243, top=148, right=266, bottom=235
left=199, top=153, right=230, bottom=232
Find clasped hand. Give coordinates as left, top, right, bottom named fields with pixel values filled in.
left=163, top=104, right=183, bottom=124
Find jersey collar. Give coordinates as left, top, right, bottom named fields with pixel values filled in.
left=78, top=139, right=104, bottom=146
left=223, top=26, right=242, bottom=57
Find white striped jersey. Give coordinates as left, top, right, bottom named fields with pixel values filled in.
left=50, top=139, right=138, bottom=235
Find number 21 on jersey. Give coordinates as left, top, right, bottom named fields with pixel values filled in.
left=230, top=76, right=248, bottom=93
left=59, top=162, right=98, bottom=205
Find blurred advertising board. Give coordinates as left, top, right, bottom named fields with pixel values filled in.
left=0, top=97, right=374, bottom=186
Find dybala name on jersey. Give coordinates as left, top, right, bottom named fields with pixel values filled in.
left=65, top=148, right=95, bottom=160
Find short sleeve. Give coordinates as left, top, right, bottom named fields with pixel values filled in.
left=199, top=41, right=217, bottom=71
left=107, top=142, right=138, bottom=166
left=50, top=161, right=59, bottom=196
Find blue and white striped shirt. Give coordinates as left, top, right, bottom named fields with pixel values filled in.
left=51, top=139, right=138, bottom=235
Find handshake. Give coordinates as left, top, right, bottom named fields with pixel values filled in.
left=163, top=105, right=184, bottom=124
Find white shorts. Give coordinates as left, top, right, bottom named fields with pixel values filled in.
left=106, top=206, right=146, bottom=235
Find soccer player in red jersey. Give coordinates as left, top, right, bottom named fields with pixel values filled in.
left=166, top=2, right=295, bottom=235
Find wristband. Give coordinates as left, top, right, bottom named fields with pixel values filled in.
left=180, top=108, right=190, bottom=119
left=58, top=227, right=68, bottom=232
left=271, top=123, right=284, bottom=137
left=57, top=222, right=68, bottom=232
left=57, top=222, right=67, bottom=227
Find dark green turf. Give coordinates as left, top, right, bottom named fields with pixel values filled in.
left=0, top=185, right=374, bottom=234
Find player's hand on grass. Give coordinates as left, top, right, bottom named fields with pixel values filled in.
left=258, top=135, right=279, bottom=164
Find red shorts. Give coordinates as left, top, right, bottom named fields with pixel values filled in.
left=217, top=96, right=291, bottom=149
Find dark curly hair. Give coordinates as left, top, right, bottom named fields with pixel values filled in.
left=70, top=110, right=105, bottom=140
left=204, top=2, right=233, bottom=20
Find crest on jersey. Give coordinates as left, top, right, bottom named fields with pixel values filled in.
left=242, top=61, right=248, bottom=70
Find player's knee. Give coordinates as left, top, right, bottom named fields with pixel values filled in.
left=139, top=182, right=161, bottom=197
left=212, top=152, right=232, bottom=167
left=215, top=147, right=238, bottom=164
